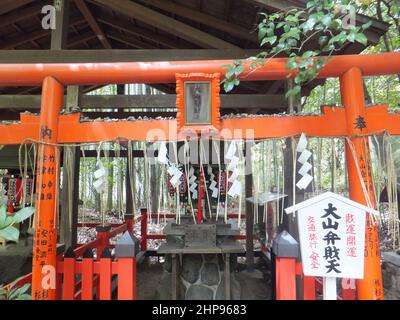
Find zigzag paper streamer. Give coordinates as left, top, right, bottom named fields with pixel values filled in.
left=296, top=133, right=314, bottom=190
left=225, top=141, right=241, bottom=198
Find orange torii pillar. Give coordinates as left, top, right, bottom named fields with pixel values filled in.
left=31, top=77, right=64, bottom=300
left=340, top=67, right=383, bottom=300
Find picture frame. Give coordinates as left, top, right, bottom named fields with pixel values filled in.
left=176, top=73, right=221, bottom=134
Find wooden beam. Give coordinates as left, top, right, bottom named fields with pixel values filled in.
left=0, top=94, right=286, bottom=110
left=242, top=0, right=305, bottom=11
left=74, top=0, right=112, bottom=49
left=92, top=0, right=239, bottom=49
left=0, top=49, right=259, bottom=63
left=106, top=30, right=157, bottom=49
left=139, top=0, right=257, bottom=43
left=97, top=15, right=187, bottom=49
left=0, top=0, right=35, bottom=15
left=68, top=30, right=99, bottom=47
left=0, top=16, right=86, bottom=50
left=1, top=29, right=50, bottom=49
left=0, top=1, right=46, bottom=29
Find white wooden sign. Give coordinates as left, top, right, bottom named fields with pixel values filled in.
left=285, top=192, right=379, bottom=299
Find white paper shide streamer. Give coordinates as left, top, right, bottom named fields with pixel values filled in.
left=225, top=141, right=241, bottom=198
left=296, top=133, right=313, bottom=190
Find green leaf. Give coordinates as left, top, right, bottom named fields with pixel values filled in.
left=286, top=60, right=297, bottom=70
left=0, top=226, right=19, bottom=242
left=234, top=65, right=244, bottom=76
left=347, top=32, right=356, bottom=42
left=355, top=33, right=368, bottom=46
left=285, top=85, right=301, bottom=99
left=224, top=81, right=235, bottom=93
left=13, top=207, right=34, bottom=224
left=321, top=15, right=332, bottom=27
left=258, top=26, right=268, bottom=41
left=303, top=17, right=317, bottom=32
left=318, top=36, right=328, bottom=47
left=260, top=35, right=277, bottom=46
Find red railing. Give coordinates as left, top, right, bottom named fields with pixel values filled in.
left=2, top=216, right=133, bottom=298
left=56, top=247, right=136, bottom=300
left=3, top=208, right=252, bottom=297
left=275, top=256, right=356, bottom=300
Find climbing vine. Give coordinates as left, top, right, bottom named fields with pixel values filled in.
left=222, top=0, right=373, bottom=98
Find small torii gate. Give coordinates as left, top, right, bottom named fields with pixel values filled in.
left=0, top=52, right=399, bottom=300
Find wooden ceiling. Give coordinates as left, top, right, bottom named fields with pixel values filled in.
left=0, top=0, right=389, bottom=102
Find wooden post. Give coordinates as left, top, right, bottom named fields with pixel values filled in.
left=51, top=0, right=70, bottom=50
left=140, top=208, right=148, bottom=251
left=95, top=224, right=111, bottom=259
left=340, top=67, right=383, bottom=300
left=31, top=76, right=64, bottom=300
left=60, top=86, right=81, bottom=249
left=245, top=142, right=254, bottom=271
left=197, top=169, right=203, bottom=224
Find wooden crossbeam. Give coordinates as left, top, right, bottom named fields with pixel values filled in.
left=0, top=16, right=86, bottom=49
left=92, top=0, right=239, bottom=49
left=139, top=0, right=258, bottom=43
left=74, top=0, right=112, bottom=49
left=0, top=94, right=287, bottom=110
left=0, top=0, right=35, bottom=15
left=0, top=49, right=259, bottom=63
left=97, top=15, right=189, bottom=49
left=0, top=1, right=45, bottom=29
left=106, top=30, right=157, bottom=49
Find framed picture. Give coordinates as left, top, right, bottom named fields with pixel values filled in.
left=184, top=81, right=211, bottom=125
left=176, top=73, right=221, bottom=133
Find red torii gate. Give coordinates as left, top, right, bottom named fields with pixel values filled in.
left=0, top=52, right=399, bottom=300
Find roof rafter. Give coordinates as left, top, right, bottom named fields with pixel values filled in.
left=0, top=0, right=35, bottom=16
left=74, top=0, right=112, bottom=49
left=106, top=29, right=157, bottom=49
left=92, top=0, right=239, bottom=49
left=97, top=14, right=189, bottom=49
left=138, top=0, right=258, bottom=43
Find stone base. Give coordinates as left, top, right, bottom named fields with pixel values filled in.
left=157, top=253, right=241, bottom=300
left=382, top=251, right=400, bottom=300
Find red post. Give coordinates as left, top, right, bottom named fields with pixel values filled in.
left=62, top=248, right=76, bottom=300
left=340, top=67, right=383, bottom=300
left=303, top=276, right=316, bottom=300
left=31, top=76, right=64, bottom=300
left=81, top=248, right=94, bottom=300
left=117, top=258, right=137, bottom=300
left=140, top=208, right=148, bottom=251
left=272, top=231, right=299, bottom=300
left=125, top=214, right=134, bottom=233
left=99, top=248, right=112, bottom=300
left=276, top=257, right=297, bottom=300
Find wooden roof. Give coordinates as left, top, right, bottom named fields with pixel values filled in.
left=0, top=0, right=389, bottom=104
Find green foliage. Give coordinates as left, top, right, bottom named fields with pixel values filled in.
left=0, top=206, right=34, bottom=242
left=222, top=0, right=373, bottom=98
left=0, top=279, right=32, bottom=300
